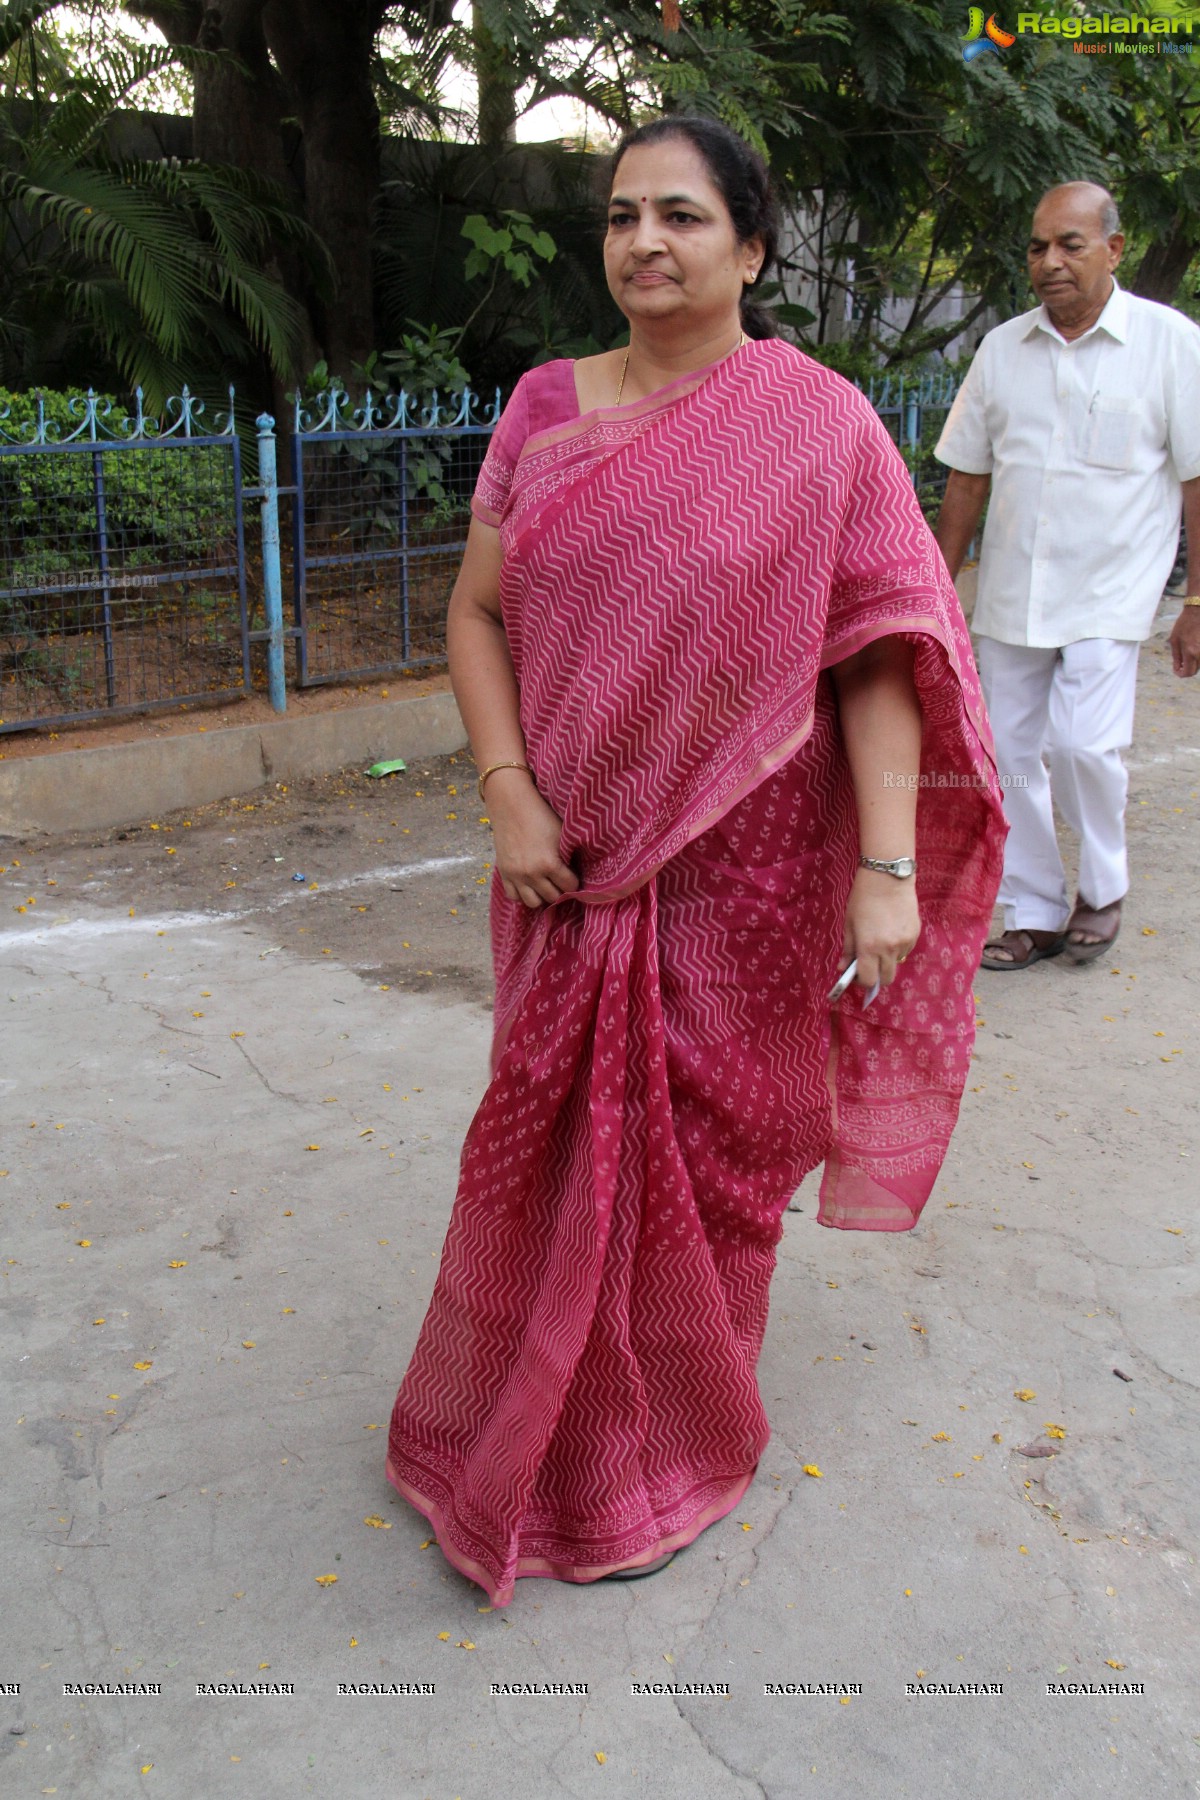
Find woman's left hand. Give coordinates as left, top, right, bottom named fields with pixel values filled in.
left=838, top=867, right=920, bottom=992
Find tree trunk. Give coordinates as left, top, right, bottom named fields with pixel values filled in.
left=472, top=4, right=518, bottom=150
left=1130, top=218, right=1198, bottom=306
left=265, top=0, right=381, bottom=378
left=129, top=0, right=379, bottom=380
left=129, top=0, right=320, bottom=399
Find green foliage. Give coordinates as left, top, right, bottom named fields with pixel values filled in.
left=374, top=142, right=626, bottom=394
left=0, top=0, right=328, bottom=408
left=293, top=327, right=479, bottom=548
left=462, top=210, right=556, bottom=288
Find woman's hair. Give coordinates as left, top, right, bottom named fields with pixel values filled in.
left=608, top=116, right=780, bottom=339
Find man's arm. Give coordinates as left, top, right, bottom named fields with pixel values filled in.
left=1168, top=475, right=1200, bottom=679
left=933, top=470, right=991, bottom=581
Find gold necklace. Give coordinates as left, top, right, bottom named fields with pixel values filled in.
left=614, top=329, right=748, bottom=407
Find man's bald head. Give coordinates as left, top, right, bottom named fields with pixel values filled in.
left=1027, top=182, right=1124, bottom=337
left=1034, top=181, right=1120, bottom=241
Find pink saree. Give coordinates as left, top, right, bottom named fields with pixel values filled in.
left=387, top=339, right=1005, bottom=1605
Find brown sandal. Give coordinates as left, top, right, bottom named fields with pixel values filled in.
left=1063, top=895, right=1122, bottom=964
left=980, top=928, right=1067, bottom=972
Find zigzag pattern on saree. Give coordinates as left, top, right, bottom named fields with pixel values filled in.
left=507, top=346, right=965, bottom=902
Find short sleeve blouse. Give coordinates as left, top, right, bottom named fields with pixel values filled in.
left=471, top=360, right=580, bottom=528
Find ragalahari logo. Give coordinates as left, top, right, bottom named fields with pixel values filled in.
left=963, top=7, right=1017, bottom=60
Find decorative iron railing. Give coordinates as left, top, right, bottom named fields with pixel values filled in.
left=288, top=385, right=502, bottom=688
left=0, top=386, right=249, bottom=732
left=0, top=371, right=960, bottom=734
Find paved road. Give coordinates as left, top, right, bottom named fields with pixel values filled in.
left=2, top=614, right=1198, bottom=1799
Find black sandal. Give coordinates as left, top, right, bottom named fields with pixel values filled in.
left=598, top=1550, right=677, bottom=1581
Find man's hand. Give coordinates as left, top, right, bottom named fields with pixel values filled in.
left=1168, top=606, right=1200, bottom=679
left=933, top=470, right=991, bottom=581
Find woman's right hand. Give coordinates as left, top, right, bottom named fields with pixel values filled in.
left=487, top=774, right=580, bottom=909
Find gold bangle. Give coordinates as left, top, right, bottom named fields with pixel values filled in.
left=1181, top=594, right=1200, bottom=607
left=477, top=761, right=533, bottom=803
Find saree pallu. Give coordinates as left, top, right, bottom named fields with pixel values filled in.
left=388, top=340, right=1005, bottom=1605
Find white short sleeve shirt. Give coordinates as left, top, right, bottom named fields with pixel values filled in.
left=934, top=282, right=1200, bottom=646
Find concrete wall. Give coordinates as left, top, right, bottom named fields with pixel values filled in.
left=0, top=690, right=467, bottom=840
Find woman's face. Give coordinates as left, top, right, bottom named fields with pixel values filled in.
left=604, top=138, right=762, bottom=335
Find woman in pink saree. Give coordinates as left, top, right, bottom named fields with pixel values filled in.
left=387, top=118, right=1005, bottom=1606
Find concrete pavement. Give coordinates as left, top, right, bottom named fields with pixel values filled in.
left=1, top=610, right=1198, bottom=1800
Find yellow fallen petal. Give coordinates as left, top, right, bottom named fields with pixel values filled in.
left=741, top=1522, right=753, bottom=1531
left=76, top=1239, right=92, bottom=1248
left=1013, top=1389, right=1036, bottom=1402
left=363, top=1515, right=392, bottom=1529
left=1044, top=1423, right=1066, bottom=1439
left=437, top=1631, right=450, bottom=1641
left=349, top=1638, right=358, bottom=1647
left=839, top=1695, right=850, bottom=1704
left=931, top=1431, right=952, bottom=1442
left=663, top=1652, right=674, bottom=1664
left=1105, top=1659, right=1125, bottom=1670
left=93, top=1318, right=105, bottom=1326
left=168, top=1260, right=187, bottom=1269
left=419, top=1539, right=433, bottom=1550
left=305, top=1144, right=321, bottom=1152
left=803, top=1464, right=823, bottom=1478
left=315, top=1574, right=338, bottom=1586
left=242, top=1341, right=256, bottom=1349
left=133, top=1361, right=152, bottom=1371
left=1018, top=1545, right=1029, bottom=1554
left=141, top=1766, right=153, bottom=1774
left=595, top=1751, right=608, bottom=1765
left=457, top=1640, right=476, bottom=1650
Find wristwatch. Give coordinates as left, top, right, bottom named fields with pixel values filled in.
left=859, top=855, right=917, bottom=879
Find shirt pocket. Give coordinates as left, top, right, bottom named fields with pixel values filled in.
left=1082, top=396, right=1140, bottom=471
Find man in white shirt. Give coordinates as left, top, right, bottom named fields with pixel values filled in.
left=934, top=181, right=1200, bottom=970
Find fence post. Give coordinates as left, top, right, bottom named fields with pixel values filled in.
left=903, top=384, right=921, bottom=489
left=90, top=448, right=118, bottom=709
left=256, top=413, right=286, bottom=713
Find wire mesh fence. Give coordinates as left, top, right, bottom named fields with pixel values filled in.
left=0, top=372, right=963, bottom=733
left=0, top=390, right=249, bottom=733
left=291, top=387, right=499, bottom=687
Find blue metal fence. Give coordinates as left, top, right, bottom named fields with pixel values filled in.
left=862, top=371, right=962, bottom=516
left=0, top=388, right=250, bottom=732
left=287, top=385, right=500, bottom=688
left=0, top=369, right=960, bottom=733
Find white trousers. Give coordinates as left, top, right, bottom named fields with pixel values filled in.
left=976, top=636, right=1139, bottom=932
